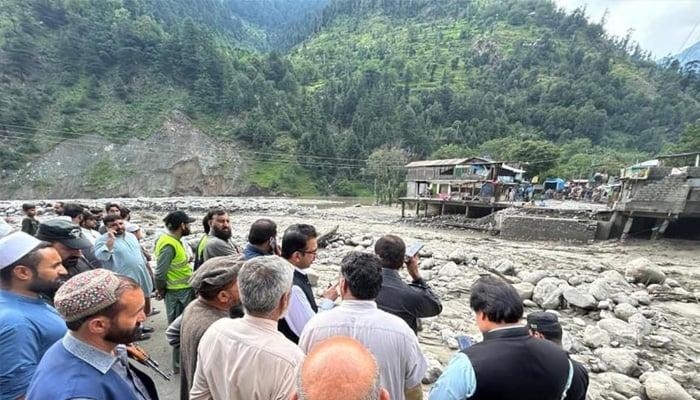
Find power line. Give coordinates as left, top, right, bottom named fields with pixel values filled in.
left=678, top=17, right=700, bottom=54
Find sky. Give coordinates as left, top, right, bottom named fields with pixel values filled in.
left=553, top=0, right=700, bottom=59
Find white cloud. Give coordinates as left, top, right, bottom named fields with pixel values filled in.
left=553, top=0, right=700, bottom=58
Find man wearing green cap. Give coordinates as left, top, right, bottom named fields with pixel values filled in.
left=154, top=210, right=196, bottom=372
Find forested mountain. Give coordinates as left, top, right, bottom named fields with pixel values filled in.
left=1, top=0, right=699, bottom=196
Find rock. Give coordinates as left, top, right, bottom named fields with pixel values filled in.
left=421, top=271, right=434, bottom=281
left=611, top=293, right=639, bottom=307
left=513, top=282, right=535, bottom=301
left=600, top=270, right=631, bottom=287
left=306, top=270, right=319, bottom=287
left=448, top=249, right=471, bottom=264
left=567, top=275, right=586, bottom=286
left=598, top=372, right=643, bottom=398
left=422, top=357, right=443, bottom=385
left=630, top=290, right=651, bottom=306
left=641, top=371, right=693, bottom=400
left=665, top=278, right=681, bottom=288
left=597, top=300, right=613, bottom=310
left=420, top=258, right=437, bottom=270
left=359, top=238, right=373, bottom=247
left=563, top=287, right=597, bottom=310
left=440, top=328, right=459, bottom=350
left=437, top=262, right=462, bottom=277
left=491, top=259, right=516, bottom=276
left=589, top=278, right=614, bottom=301
left=583, top=326, right=611, bottom=349
left=647, top=335, right=672, bottom=348
left=572, top=317, right=586, bottom=327
left=597, top=319, right=637, bottom=344
left=625, top=258, right=666, bottom=285
left=346, top=236, right=362, bottom=246
left=594, top=348, right=640, bottom=376
left=518, top=270, right=549, bottom=285
left=614, top=303, right=638, bottom=321
left=533, top=277, right=568, bottom=309
left=628, top=313, right=652, bottom=337
left=523, top=299, right=538, bottom=308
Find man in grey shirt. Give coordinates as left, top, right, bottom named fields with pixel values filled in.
left=202, top=209, right=241, bottom=261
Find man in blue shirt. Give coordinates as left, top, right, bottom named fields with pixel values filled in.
left=243, top=219, right=278, bottom=260
left=430, top=276, right=572, bottom=400
left=0, top=232, right=68, bottom=400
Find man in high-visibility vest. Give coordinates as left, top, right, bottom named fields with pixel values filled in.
left=155, top=210, right=196, bottom=372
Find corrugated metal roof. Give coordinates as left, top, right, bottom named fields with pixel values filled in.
left=501, top=164, right=526, bottom=173
left=405, top=158, right=469, bottom=168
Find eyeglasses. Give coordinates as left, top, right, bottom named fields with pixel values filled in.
left=299, top=248, right=318, bottom=255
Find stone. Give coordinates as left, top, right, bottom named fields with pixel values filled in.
left=346, top=236, right=362, bottom=246
left=641, top=371, right=693, bottom=400
left=306, top=270, right=319, bottom=287
left=589, top=278, right=614, bottom=301
left=597, top=319, right=637, bottom=344
left=597, top=372, right=643, bottom=398
left=583, top=325, right=611, bottom=349
left=614, top=303, right=638, bottom=321
left=563, top=287, right=597, bottom=310
left=600, top=270, right=631, bottom=287
left=647, top=335, right=672, bottom=348
left=513, top=282, right=535, bottom=301
left=518, top=270, right=549, bottom=285
left=422, top=357, right=443, bottom=385
left=597, top=300, right=612, bottom=310
left=611, top=293, right=639, bottom=307
left=630, top=290, right=651, bottom=305
left=567, top=275, right=586, bottom=287
left=448, top=249, right=471, bottom=264
left=420, top=258, right=437, bottom=270
left=625, top=258, right=666, bottom=285
left=628, top=313, right=652, bottom=337
left=491, top=259, right=516, bottom=276
left=594, top=348, right=640, bottom=376
left=523, top=299, right=538, bottom=308
left=533, top=277, right=568, bottom=309
left=437, top=262, right=462, bottom=277
left=665, top=278, right=681, bottom=288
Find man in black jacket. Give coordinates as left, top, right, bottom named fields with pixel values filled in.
left=374, top=235, right=442, bottom=333
left=36, top=219, right=97, bottom=278
left=526, top=312, right=589, bottom=400
left=430, top=276, right=572, bottom=400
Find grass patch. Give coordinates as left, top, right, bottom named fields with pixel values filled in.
left=246, top=160, right=319, bottom=197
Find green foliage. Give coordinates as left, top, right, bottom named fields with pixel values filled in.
left=675, top=121, right=700, bottom=153
left=85, top=158, right=134, bottom=192
left=366, top=147, right=407, bottom=204
left=246, top=161, right=319, bottom=196
left=430, top=144, right=475, bottom=159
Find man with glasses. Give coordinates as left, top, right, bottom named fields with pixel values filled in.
left=278, top=224, right=338, bottom=343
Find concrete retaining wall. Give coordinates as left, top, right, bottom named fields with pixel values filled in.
left=500, top=215, right=598, bottom=243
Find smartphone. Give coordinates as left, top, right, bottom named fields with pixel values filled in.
left=456, top=335, right=473, bottom=351
left=405, top=241, right=424, bottom=258
left=269, top=237, right=277, bottom=249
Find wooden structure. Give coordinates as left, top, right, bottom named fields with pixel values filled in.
left=401, top=157, right=525, bottom=218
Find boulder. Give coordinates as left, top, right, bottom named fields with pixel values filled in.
left=583, top=325, right=611, bottom=349
left=611, top=293, right=639, bottom=307
left=518, top=270, right=549, bottom=285
left=491, top=259, right=516, bottom=276
left=641, top=371, right=693, bottom=400
left=627, top=313, right=652, bottom=337
left=594, top=348, right=640, bottom=376
left=630, top=290, right=651, bottom=306
left=597, top=372, right=643, bottom=398
left=625, top=258, right=666, bottom=285
left=438, top=262, right=462, bottom=278
left=589, top=278, right=614, bottom=301
left=614, top=303, right=638, bottom=322
left=563, top=287, right=597, bottom=310
left=533, top=277, right=568, bottom=309
left=513, top=282, right=535, bottom=301
left=647, top=335, right=672, bottom=348
left=422, top=357, right=443, bottom=385
left=420, top=258, right=437, bottom=270
left=597, top=319, right=637, bottom=344
left=448, top=249, right=471, bottom=264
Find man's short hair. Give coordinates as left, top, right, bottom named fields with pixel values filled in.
left=0, top=242, right=52, bottom=283
left=105, top=203, right=120, bottom=212
left=469, top=276, right=523, bottom=324
left=374, top=235, right=405, bottom=269
left=102, top=213, right=122, bottom=226
left=340, top=252, right=383, bottom=300
left=22, top=203, right=36, bottom=212
left=248, top=219, right=277, bottom=245
left=281, top=224, right=317, bottom=259
left=63, top=203, right=85, bottom=219
left=82, top=210, right=96, bottom=221
left=526, top=312, right=563, bottom=343
left=237, top=256, right=293, bottom=315
left=119, top=207, right=131, bottom=220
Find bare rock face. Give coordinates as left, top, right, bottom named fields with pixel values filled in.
left=641, top=371, right=693, bottom=400
left=625, top=258, right=666, bottom=285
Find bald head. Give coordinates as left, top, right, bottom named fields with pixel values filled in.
left=293, top=337, right=389, bottom=400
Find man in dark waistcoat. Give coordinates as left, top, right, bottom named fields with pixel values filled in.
left=430, top=276, right=572, bottom=400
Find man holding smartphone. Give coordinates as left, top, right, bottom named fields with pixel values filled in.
left=374, top=235, right=442, bottom=334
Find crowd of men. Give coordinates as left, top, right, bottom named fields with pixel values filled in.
left=0, top=201, right=589, bottom=400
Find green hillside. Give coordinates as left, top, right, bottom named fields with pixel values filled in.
left=0, top=0, right=698, bottom=195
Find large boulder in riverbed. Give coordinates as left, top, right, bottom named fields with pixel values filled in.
left=640, top=371, right=693, bottom=400
left=563, top=287, right=597, bottom=310
left=625, top=258, right=666, bottom=285
left=533, top=277, right=569, bottom=309
left=594, top=347, right=640, bottom=376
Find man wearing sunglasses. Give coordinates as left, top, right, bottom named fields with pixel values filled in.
left=278, top=224, right=338, bottom=343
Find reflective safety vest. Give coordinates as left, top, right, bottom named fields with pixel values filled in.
left=193, top=235, right=208, bottom=270
left=155, top=233, right=192, bottom=290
